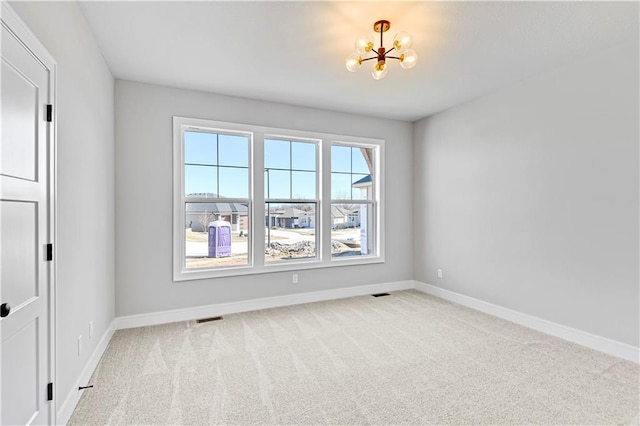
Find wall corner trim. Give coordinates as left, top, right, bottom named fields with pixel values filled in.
left=57, top=320, right=115, bottom=425
left=114, top=280, right=415, bottom=330
left=413, top=281, right=640, bottom=363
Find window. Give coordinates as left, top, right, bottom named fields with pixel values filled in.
left=264, top=138, right=319, bottom=263
left=173, top=117, right=384, bottom=280
left=181, top=130, right=251, bottom=271
left=331, top=144, right=376, bottom=258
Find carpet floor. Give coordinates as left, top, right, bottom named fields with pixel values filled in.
left=70, top=290, right=639, bottom=425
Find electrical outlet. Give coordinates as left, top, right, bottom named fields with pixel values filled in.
left=292, top=274, right=299, bottom=284
left=89, top=321, right=94, bottom=339
left=78, top=335, right=83, bottom=357
left=437, top=268, right=443, bottom=279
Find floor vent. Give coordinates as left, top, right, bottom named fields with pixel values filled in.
left=196, top=316, right=223, bottom=323
left=371, top=293, right=390, bottom=297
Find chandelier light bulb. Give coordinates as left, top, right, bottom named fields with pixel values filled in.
left=371, top=63, right=387, bottom=80
left=393, top=31, right=413, bottom=53
left=354, top=33, right=374, bottom=55
left=345, top=53, right=363, bottom=72
left=399, top=49, right=418, bottom=69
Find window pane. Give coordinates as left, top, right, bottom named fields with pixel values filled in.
left=331, top=145, right=351, bottom=173
left=331, top=172, right=352, bottom=199
left=265, top=202, right=317, bottom=262
left=185, top=202, right=249, bottom=269
left=185, top=165, right=217, bottom=196
left=218, top=166, right=248, bottom=198
left=351, top=174, right=369, bottom=200
left=218, top=134, right=248, bottom=167
left=292, top=171, right=316, bottom=199
left=185, top=131, right=216, bottom=165
left=266, top=169, right=290, bottom=199
left=265, top=139, right=290, bottom=169
left=291, top=142, right=316, bottom=171
left=352, top=148, right=371, bottom=174
left=331, top=203, right=374, bottom=258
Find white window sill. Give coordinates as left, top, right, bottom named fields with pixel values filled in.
left=173, top=256, right=384, bottom=282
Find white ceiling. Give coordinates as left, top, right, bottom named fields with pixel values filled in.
left=79, top=1, right=638, bottom=122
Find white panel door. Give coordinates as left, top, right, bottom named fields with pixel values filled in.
left=1, top=5, right=55, bottom=425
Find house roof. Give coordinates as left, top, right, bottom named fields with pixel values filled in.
left=331, top=205, right=355, bottom=217
left=268, top=207, right=308, bottom=218
left=186, top=193, right=249, bottom=214
left=352, top=175, right=372, bottom=187
left=186, top=192, right=218, bottom=198
left=186, top=202, right=248, bottom=214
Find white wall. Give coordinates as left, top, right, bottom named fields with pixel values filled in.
left=115, top=80, right=413, bottom=317
left=414, top=39, right=639, bottom=347
left=10, top=0, right=115, bottom=413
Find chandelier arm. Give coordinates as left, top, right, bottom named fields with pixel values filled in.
left=386, top=56, right=402, bottom=60
left=360, top=56, right=378, bottom=62
left=386, top=47, right=395, bottom=54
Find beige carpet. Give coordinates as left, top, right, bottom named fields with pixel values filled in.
left=70, top=290, right=639, bottom=425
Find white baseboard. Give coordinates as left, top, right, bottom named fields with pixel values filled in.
left=414, top=281, right=639, bottom=363
left=57, top=320, right=115, bottom=425
left=115, top=280, right=414, bottom=330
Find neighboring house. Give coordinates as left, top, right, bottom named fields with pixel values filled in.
left=352, top=174, right=373, bottom=200
left=186, top=201, right=249, bottom=233
left=331, top=176, right=374, bottom=229
left=266, top=207, right=313, bottom=229
left=266, top=205, right=362, bottom=229
left=297, top=210, right=315, bottom=228
left=331, top=205, right=359, bottom=229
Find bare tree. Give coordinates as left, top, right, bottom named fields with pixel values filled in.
left=199, top=210, right=215, bottom=233
left=333, top=191, right=355, bottom=211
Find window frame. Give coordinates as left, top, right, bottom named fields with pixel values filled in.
left=173, top=116, right=385, bottom=281
left=264, top=136, right=321, bottom=265
left=330, top=141, right=379, bottom=261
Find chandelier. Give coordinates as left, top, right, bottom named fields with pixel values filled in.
left=345, top=20, right=417, bottom=80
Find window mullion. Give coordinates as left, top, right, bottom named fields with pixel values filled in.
left=289, top=141, right=293, bottom=199
left=216, top=134, right=220, bottom=196
left=253, top=132, right=265, bottom=268
left=321, top=139, right=332, bottom=261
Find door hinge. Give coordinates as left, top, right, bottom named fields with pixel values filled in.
left=46, top=244, right=53, bottom=261
left=47, top=383, right=53, bottom=401
left=46, top=104, right=52, bottom=122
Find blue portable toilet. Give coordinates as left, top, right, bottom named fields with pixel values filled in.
left=208, top=220, right=232, bottom=258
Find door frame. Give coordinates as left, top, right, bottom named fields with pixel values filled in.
left=1, top=2, right=57, bottom=423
